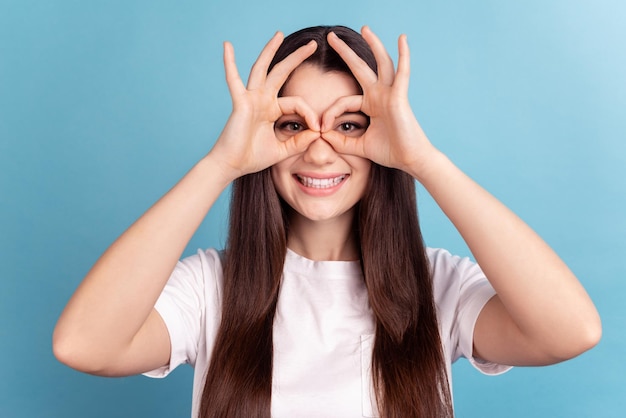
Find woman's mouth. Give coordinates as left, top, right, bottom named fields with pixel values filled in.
left=295, top=174, right=347, bottom=189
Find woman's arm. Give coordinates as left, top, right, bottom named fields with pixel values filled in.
left=323, top=26, right=601, bottom=366
left=412, top=149, right=601, bottom=366
left=52, top=33, right=320, bottom=376
left=52, top=154, right=234, bottom=376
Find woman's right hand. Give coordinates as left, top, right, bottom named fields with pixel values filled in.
left=209, top=32, right=321, bottom=180
left=53, top=31, right=321, bottom=377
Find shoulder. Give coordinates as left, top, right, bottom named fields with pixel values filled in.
left=426, top=247, right=495, bottom=317
left=147, top=248, right=225, bottom=378
left=426, top=247, right=482, bottom=282
left=164, top=248, right=225, bottom=300
left=426, top=248, right=486, bottom=292
left=176, top=248, right=224, bottom=277
left=426, top=247, right=505, bottom=372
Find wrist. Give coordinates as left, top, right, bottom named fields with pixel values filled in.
left=199, top=151, right=241, bottom=188
left=405, top=146, right=449, bottom=184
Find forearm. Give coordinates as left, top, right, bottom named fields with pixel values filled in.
left=320, top=24, right=600, bottom=362
left=53, top=152, right=235, bottom=366
left=412, top=149, right=601, bottom=358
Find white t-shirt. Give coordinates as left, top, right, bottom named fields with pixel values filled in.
left=145, top=247, right=510, bottom=417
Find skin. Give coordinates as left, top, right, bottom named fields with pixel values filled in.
left=271, top=65, right=371, bottom=261
left=53, top=26, right=601, bottom=379
left=322, top=27, right=601, bottom=365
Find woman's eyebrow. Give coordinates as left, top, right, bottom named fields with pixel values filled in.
left=276, top=113, right=306, bottom=119
left=337, top=111, right=368, bottom=119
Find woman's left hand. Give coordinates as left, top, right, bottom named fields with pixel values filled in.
left=325, top=27, right=602, bottom=367
left=321, top=26, right=437, bottom=178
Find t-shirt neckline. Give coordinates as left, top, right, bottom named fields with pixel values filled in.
left=285, top=248, right=363, bottom=278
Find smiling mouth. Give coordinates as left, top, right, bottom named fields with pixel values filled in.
left=295, top=174, right=347, bottom=189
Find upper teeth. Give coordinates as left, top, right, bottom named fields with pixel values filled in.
left=297, top=175, right=346, bottom=188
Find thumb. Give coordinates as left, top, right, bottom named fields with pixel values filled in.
left=321, top=130, right=367, bottom=158
left=281, top=129, right=320, bottom=158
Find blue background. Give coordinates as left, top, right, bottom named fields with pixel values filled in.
left=1, top=0, right=624, bottom=417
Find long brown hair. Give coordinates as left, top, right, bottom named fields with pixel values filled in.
left=200, top=26, right=453, bottom=417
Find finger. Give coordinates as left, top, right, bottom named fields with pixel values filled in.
left=223, top=41, right=246, bottom=98
left=327, top=31, right=377, bottom=87
left=321, top=95, right=364, bottom=132
left=265, top=40, right=317, bottom=91
left=321, top=130, right=367, bottom=158
left=247, top=31, right=284, bottom=89
left=394, top=34, right=410, bottom=93
left=281, top=129, right=320, bottom=159
left=277, top=96, right=320, bottom=131
left=361, top=26, right=395, bottom=86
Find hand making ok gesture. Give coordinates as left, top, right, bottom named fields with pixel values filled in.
left=210, top=32, right=322, bottom=179
left=321, top=26, right=437, bottom=179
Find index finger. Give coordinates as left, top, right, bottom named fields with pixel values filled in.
left=265, top=40, right=318, bottom=91
left=361, top=26, right=395, bottom=86
left=327, top=31, right=378, bottom=87
left=223, top=41, right=246, bottom=98
left=247, top=32, right=285, bottom=89
left=320, top=95, right=364, bottom=132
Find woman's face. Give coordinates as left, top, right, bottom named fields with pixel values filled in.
left=271, top=64, right=371, bottom=224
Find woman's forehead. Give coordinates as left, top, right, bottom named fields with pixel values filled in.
left=281, top=65, right=360, bottom=110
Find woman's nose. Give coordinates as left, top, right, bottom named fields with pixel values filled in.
left=302, top=137, right=337, bottom=166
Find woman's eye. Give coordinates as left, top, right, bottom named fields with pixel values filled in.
left=279, top=121, right=305, bottom=132
left=275, top=119, right=308, bottom=141
left=339, top=122, right=356, bottom=132
left=336, top=121, right=364, bottom=135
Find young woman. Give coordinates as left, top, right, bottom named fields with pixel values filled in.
left=53, top=25, right=601, bottom=417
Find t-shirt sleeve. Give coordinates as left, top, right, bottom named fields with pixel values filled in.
left=143, top=248, right=222, bottom=378
left=428, top=247, right=512, bottom=376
